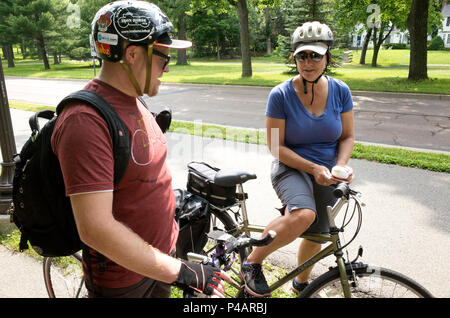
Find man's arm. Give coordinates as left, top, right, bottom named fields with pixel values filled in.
left=70, top=191, right=231, bottom=297
left=70, top=191, right=181, bottom=284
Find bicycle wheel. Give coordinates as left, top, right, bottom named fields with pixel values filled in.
left=43, top=253, right=88, bottom=298
left=299, top=263, right=433, bottom=298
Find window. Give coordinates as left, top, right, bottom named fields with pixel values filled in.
left=447, top=17, right=450, bottom=27
left=447, top=34, right=450, bottom=44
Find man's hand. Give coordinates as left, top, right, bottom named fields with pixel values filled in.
left=173, top=261, right=231, bottom=298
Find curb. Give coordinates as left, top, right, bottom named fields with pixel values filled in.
left=351, top=90, right=450, bottom=101
left=0, top=214, right=16, bottom=235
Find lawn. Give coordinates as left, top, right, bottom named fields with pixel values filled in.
left=347, top=49, right=450, bottom=66
left=2, top=49, right=450, bottom=94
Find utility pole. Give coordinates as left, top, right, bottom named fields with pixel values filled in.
left=0, top=61, right=16, bottom=214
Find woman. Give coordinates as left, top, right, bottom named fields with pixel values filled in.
left=240, top=21, right=355, bottom=297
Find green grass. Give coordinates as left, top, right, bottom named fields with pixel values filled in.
left=333, top=66, right=450, bottom=94
left=9, top=100, right=450, bottom=173
left=3, top=49, right=450, bottom=94
left=347, top=49, right=450, bottom=66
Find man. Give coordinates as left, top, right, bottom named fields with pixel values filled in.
left=51, top=1, right=229, bottom=298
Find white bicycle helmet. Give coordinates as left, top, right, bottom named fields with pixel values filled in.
left=291, top=21, right=334, bottom=104
left=291, top=21, right=334, bottom=56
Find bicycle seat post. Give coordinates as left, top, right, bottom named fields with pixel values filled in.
left=237, top=184, right=250, bottom=230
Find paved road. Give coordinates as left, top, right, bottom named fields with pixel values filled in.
left=1, top=108, right=449, bottom=298
left=5, top=77, right=450, bottom=153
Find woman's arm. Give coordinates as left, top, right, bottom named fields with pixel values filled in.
left=266, top=116, right=334, bottom=186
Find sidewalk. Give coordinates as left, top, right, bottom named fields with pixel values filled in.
left=1, top=109, right=449, bottom=298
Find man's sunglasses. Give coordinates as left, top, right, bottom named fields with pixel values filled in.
left=153, top=49, right=171, bottom=70
left=295, top=51, right=324, bottom=62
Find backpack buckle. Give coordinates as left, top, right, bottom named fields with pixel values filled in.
left=31, top=130, right=38, bottom=142
left=6, top=202, right=14, bottom=222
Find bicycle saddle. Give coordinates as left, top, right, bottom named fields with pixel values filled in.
left=214, top=169, right=257, bottom=187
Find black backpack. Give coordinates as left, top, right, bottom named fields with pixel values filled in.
left=11, top=90, right=131, bottom=257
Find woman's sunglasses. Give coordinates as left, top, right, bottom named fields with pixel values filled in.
left=153, top=49, right=171, bottom=70
left=295, top=51, right=324, bottom=62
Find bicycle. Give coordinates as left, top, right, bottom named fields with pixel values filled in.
left=42, top=164, right=434, bottom=298
left=184, top=167, right=434, bottom=298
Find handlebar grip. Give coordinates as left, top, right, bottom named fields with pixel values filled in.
left=333, top=182, right=350, bottom=198
left=249, top=230, right=277, bottom=247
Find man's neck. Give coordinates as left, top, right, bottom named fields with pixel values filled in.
left=98, top=63, right=139, bottom=98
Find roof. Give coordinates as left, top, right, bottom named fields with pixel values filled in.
left=443, top=4, right=450, bottom=16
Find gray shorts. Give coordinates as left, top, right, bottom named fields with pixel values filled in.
left=270, top=160, right=337, bottom=240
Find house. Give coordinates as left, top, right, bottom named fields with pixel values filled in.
left=349, top=24, right=409, bottom=49
left=349, top=1, right=450, bottom=49
left=437, top=1, right=450, bottom=48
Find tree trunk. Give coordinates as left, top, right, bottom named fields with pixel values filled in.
left=407, top=0, right=429, bottom=80
left=372, top=23, right=394, bottom=67
left=265, top=7, right=272, bottom=55
left=176, top=11, right=188, bottom=65
left=359, top=28, right=373, bottom=65
left=37, top=34, right=50, bottom=70
left=53, top=53, right=59, bottom=65
left=216, top=28, right=221, bottom=60
left=6, top=45, right=15, bottom=68
left=236, top=0, right=252, bottom=77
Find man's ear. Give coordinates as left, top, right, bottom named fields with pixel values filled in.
left=123, top=45, right=140, bottom=65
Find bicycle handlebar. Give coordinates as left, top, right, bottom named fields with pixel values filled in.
left=187, top=230, right=277, bottom=266
left=333, top=182, right=349, bottom=198
left=332, top=182, right=360, bottom=199
left=225, top=230, right=276, bottom=254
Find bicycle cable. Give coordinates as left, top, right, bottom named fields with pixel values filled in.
left=338, top=194, right=363, bottom=252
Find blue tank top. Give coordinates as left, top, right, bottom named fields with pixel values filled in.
left=265, top=76, right=353, bottom=170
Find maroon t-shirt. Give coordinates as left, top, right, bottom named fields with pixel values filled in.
left=51, top=79, right=178, bottom=288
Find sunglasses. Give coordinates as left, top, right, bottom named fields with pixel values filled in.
left=295, top=51, right=324, bottom=62
left=153, top=49, right=171, bottom=70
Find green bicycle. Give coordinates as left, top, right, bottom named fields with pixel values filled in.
left=185, top=168, right=434, bottom=298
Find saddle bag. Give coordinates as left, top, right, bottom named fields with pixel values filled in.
left=186, top=162, right=236, bottom=207
left=174, top=189, right=211, bottom=260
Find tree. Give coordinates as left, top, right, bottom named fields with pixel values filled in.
left=0, top=0, right=17, bottom=67
left=154, top=0, right=191, bottom=65
left=7, top=0, right=55, bottom=70
left=276, top=0, right=332, bottom=72
left=192, top=0, right=281, bottom=78
left=407, top=0, right=430, bottom=80
left=236, top=0, right=252, bottom=77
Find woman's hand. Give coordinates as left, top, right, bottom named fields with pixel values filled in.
left=312, top=165, right=337, bottom=186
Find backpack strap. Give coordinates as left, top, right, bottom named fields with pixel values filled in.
left=56, top=90, right=130, bottom=186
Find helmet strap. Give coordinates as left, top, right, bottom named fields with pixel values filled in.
left=302, top=73, right=323, bottom=105
left=120, top=60, right=143, bottom=96
left=119, top=43, right=154, bottom=97
left=144, top=44, right=153, bottom=94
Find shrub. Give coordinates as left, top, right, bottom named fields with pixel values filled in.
left=382, top=43, right=408, bottom=50
left=428, top=36, right=444, bottom=50
left=68, top=47, right=91, bottom=60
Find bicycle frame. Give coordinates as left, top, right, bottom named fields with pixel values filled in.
left=212, top=183, right=353, bottom=297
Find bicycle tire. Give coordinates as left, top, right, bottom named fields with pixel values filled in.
left=43, top=253, right=88, bottom=298
left=299, top=263, right=434, bottom=298
left=205, top=207, right=242, bottom=256
left=209, top=207, right=239, bottom=232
